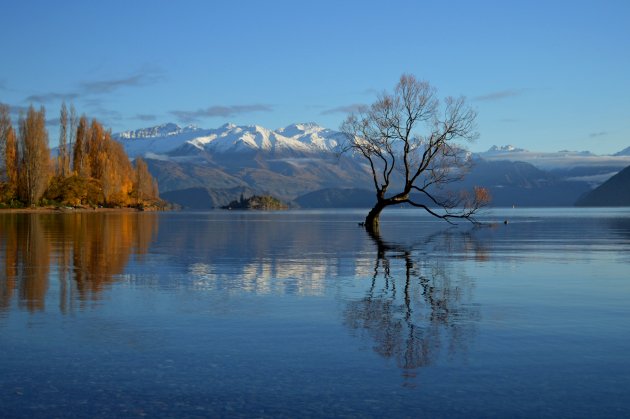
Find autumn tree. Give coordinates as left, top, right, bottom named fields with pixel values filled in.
left=17, top=106, right=51, bottom=206
left=73, top=115, right=90, bottom=178
left=100, top=133, right=134, bottom=205
left=132, top=157, right=156, bottom=204
left=58, top=101, right=70, bottom=177
left=68, top=104, right=77, bottom=172
left=0, top=105, right=18, bottom=202
left=4, top=124, right=18, bottom=195
left=0, top=104, right=9, bottom=176
left=342, top=74, right=490, bottom=233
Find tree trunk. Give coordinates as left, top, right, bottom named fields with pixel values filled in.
left=365, top=200, right=387, bottom=235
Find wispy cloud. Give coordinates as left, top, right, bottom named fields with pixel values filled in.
left=23, top=68, right=164, bottom=108
left=81, top=74, right=147, bottom=94
left=80, top=68, right=163, bottom=95
left=134, top=113, right=158, bottom=122
left=170, top=104, right=274, bottom=122
left=320, top=104, right=365, bottom=115
left=26, top=92, right=79, bottom=103
left=474, top=89, right=525, bottom=102
left=589, top=131, right=607, bottom=138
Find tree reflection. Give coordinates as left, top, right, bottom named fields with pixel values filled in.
left=344, top=229, right=481, bottom=384
left=0, top=212, right=158, bottom=314
left=0, top=214, right=50, bottom=312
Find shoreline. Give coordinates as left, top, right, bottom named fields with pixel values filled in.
left=0, top=206, right=158, bottom=214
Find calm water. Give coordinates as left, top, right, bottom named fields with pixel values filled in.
left=1, top=208, right=629, bottom=418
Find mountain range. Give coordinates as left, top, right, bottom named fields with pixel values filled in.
left=113, top=123, right=630, bottom=208
left=575, top=165, right=630, bottom=206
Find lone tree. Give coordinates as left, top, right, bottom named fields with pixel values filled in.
left=342, top=74, right=490, bottom=233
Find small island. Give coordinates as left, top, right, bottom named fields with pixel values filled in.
left=222, top=194, right=288, bottom=210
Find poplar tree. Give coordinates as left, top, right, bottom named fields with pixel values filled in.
left=18, top=106, right=51, bottom=206
left=58, top=102, right=69, bottom=177
left=5, top=126, right=18, bottom=191
left=0, top=104, right=11, bottom=181
left=68, top=104, right=77, bottom=172
left=73, top=116, right=89, bottom=177
left=133, top=157, right=154, bottom=204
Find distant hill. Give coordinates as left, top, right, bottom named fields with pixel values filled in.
left=614, top=146, right=630, bottom=156
left=575, top=165, right=630, bottom=206
left=111, top=122, right=629, bottom=208
left=296, top=188, right=375, bottom=208
left=160, top=187, right=215, bottom=209
left=461, top=159, right=592, bottom=207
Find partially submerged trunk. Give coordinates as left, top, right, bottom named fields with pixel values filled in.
left=365, top=197, right=399, bottom=235
left=365, top=203, right=385, bottom=235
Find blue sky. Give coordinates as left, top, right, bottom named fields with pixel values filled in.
left=1, top=0, right=628, bottom=154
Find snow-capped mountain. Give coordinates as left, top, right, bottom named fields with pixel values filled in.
left=113, top=122, right=346, bottom=159
left=116, top=123, right=202, bottom=139
left=486, top=144, right=527, bottom=153
left=478, top=144, right=630, bottom=170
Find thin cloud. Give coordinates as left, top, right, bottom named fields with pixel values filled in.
left=589, top=131, right=607, bottom=138
left=134, top=113, right=158, bottom=122
left=361, top=88, right=379, bottom=96
left=320, top=104, right=365, bottom=115
left=25, top=92, right=79, bottom=103
left=80, top=68, right=163, bottom=95
left=474, top=89, right=524, bottom=102
left=81, top=74, right=146, bottom=94
left=170, top=104, right=274, bottom=122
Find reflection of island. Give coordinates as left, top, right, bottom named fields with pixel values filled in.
left=0, top=213, right=158, bottom=314
left=344, top=230, right=480, bottom=383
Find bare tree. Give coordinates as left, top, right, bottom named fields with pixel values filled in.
left=18, top=106, right=51, bottom=206
left=342, top=75, right=490, bottom=233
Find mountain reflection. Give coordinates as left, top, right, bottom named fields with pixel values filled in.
left=0, top=213, right=158, bottom=314
left=344, top=229, right=481, bottom=384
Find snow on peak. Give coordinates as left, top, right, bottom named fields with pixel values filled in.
left=115, top=122, right=347, bottom=158
left=220, top=122, right=237, bottom=130
left=114, top=123, right=201, bottom=140
left=487, top=144, right=527, bottom=153
left=278, top=122, right=324, bottom=137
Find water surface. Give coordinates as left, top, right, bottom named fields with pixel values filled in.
left=1, top=208, right=629, bottom=417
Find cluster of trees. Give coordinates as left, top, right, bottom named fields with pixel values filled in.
left=0, top=103, right=160, bottom=208
left=222, top=194, right=288, bottom=210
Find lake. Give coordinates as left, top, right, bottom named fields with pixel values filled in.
left=1, top=208, right=629, bottom=418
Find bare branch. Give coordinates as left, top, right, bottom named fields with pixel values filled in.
left=341, top=74, right=489, bottom=232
